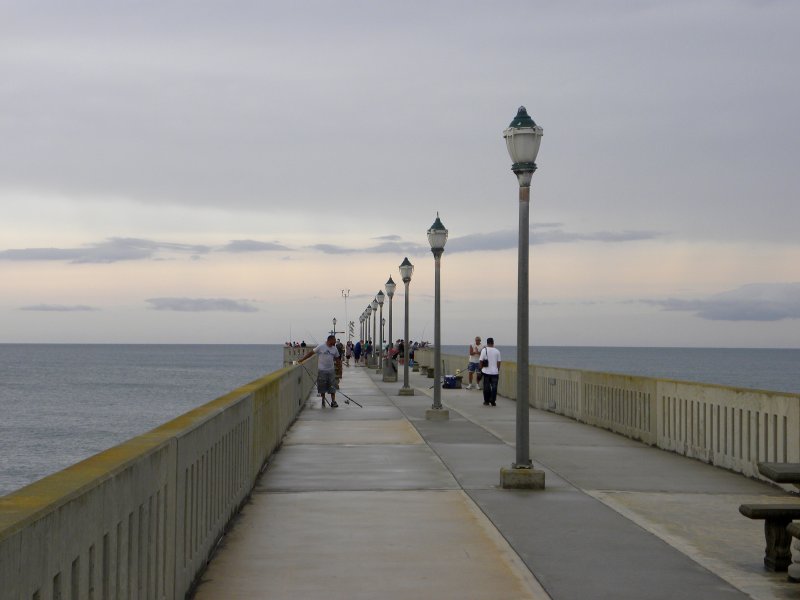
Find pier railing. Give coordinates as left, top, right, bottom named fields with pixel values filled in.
left=415, top=349, right=800, bottom=481
left=0, top=361, right=317, bottom=600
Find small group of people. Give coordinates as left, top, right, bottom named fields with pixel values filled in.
left=284, top=340, right=308, bottom=348
left=466, top=336, right=501, bottom=406
left=345, top=338, right=420, bottom=366
left=349, top=339, right=370, bottom=365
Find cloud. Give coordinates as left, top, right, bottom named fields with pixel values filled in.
left=308, top=241, right=427, bottom=255
left=308, top=243, right=352, bottom=255
left=645, top=283, right=800, bottom=321
left=446, top=231, right=517, bottom=253
left=0, top=226, right=663, bottom=265
left=446, top=227, right=661, bottom=253
left=308, top=227, right=660, bottom=255
left=146, top=297, right=258, bottom=313
left=0, top=238, right=211, bottom=263
left=219, top=239, right=291, bottom=253
left=19, top=304, right=98, bottom=312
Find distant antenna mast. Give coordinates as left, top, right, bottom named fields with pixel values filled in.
left=342, top=289, right=351, bottom=341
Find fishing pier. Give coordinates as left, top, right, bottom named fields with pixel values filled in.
left=2, top=348, right=800, bottom=599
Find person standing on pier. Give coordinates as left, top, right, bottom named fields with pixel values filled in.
left=354, top=339, right=362, bottom=365
left=479, top=338, right=501, bottom=406
left=345, top=340, right=353, bottom=366
left=335, top=339, right=345, bottom=382
left=466, top=336, right=484, bottom=390
left=298, top=335, right=341, bottom=408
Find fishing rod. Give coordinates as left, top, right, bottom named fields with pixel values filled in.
left=297, top=361, right=363, bottom=407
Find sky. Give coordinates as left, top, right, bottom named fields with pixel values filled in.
left=1, top=1, right=799, bottom=347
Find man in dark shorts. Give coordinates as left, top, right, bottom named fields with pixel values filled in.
left=298, top=335, right=341, bottom=407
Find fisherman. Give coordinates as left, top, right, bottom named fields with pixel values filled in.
left=297, top=335, right=341, bottom=408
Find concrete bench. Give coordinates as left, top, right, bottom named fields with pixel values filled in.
left=758, top=462, right=800, bottom=485
left=787, top=523, right=800, bottom=581
left=739, top=504, right=800, bottom=571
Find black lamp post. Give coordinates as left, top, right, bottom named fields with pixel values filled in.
left=370, top=298, right=378, bottom=367
left=398, top=258, right=415, bottom=396
left=425, top=213, right=449, bottom=421
left=376, top=290, right=385, bottom=373
left=500, top=106, right=545, bottom=489
left=384, top=276, right=397, bottom=382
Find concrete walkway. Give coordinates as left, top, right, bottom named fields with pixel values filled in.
left=194, top=363, right=800, bottom=600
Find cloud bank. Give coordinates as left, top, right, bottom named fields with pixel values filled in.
left=309, top=226, right=661, bottom=255
left=146, top=298, right=258, bottom=313
left=647, top=283, right=800, bottom=322
left=19, top=304, right=98, bottom=312
left=219, top=240, right=290, bottom=253
left=0, top=238, right=211, bottom=263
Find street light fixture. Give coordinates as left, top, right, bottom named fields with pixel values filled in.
left=365, top=307, right=372, bottom=363
left=370, top=298, right=378, bottom=368
left=376, top=290, right=385, bottom=374
left=384, top=276, right=397, bottom=382
left=425, top=213, right=449, bottom=421
left=398, top=258, right=415, bottom=396
left=332, top=317, right=337, bottom=337
left=501, top=105, right=545, bottom=489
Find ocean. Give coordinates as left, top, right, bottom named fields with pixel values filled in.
left=0, top=344, right=284, bottom=497
left=1, top=344, right=798, bottom=496
left=442, top=345, right=800, bottom=394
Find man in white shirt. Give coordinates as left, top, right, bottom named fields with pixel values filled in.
left=479, top=337, right=501, bottom=406
left=466, top=336, right=484, bottom=390
left=298, top=335, right=341, bottom=408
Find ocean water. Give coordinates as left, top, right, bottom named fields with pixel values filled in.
left=0, top=344, right=284, bottom=496
left=442, top=345, right=800, bottom=394
left=2, top=344, right=799, bottom=497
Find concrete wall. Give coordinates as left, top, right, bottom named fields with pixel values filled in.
left=417, top=349, right=800, bottom=480
left=0, top=361, right=317, bottom=600
left=283, top=346, right=307, bottom=366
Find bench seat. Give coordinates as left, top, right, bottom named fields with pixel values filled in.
left=739, top=503, right=800, bottom=571
left=758, top=462, right=800, bottom=484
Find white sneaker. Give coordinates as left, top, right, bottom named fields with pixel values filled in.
left=467, top=383, right=475, bottom=390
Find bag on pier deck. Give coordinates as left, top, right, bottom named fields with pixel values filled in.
left=443, top=375, right=459, bottom=389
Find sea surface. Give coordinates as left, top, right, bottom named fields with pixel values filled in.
left=442, top=345, right=800, bottom=394
left=1, top=344, right=799, bottom=496
left=0, top=344, right=284, bottom=496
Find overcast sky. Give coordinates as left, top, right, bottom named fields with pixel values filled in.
left=1, top=1, right=799, bottom=347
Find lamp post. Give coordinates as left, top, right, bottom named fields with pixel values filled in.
left=365, top=307, right=371, bottom=363
left=370, top=298, right=378, bottom=368
left=425, top=213, right=449, bottom=421
left=398, top=258, right=415, bottom=396
left=362, top=310, right=368, bottom=362
left=376, top=290, right=385, bottom=374
left=500, top=105, right=545, bottom=489
left=384, top=276, right=397, bottom=382
left=332, top=317, right=337, bottom=337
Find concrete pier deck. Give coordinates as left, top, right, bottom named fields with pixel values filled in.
left=193, top=363, right=800, bottom=600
